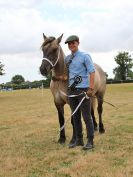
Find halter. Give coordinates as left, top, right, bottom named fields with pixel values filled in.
left=43, top=46, right=61, bottom=69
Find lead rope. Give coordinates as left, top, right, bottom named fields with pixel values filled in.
left=66, top=53, right=74, bottom=85
left=58, top=89, right=118, bottom=135
left=58, top=91, right=89, bottom=135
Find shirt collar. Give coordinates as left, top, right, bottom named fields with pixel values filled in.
left=71, top=50, right=80, bottom=57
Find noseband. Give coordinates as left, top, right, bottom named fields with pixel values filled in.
left=43, top=46, right=61, bottom=69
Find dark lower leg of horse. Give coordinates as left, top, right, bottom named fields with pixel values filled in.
left=69, top=116, right=76, bottom=143
left=55, top=104, right=66, bottom=144
left=97, top=99, right=105, bottom=133
left=91, top=107, right=98, bottom=131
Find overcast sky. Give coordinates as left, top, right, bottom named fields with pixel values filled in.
left=0, top=0, right=133, bottom=83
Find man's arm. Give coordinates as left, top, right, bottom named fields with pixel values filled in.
left=87, top=72, right=95, bottom=97
left=89, top=72, right=95, bottom=90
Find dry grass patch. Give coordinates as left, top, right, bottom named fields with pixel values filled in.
left=0, top=84, right=133, bottom=177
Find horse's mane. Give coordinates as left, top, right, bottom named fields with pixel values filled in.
left=41, top=36, right=56, bottom=49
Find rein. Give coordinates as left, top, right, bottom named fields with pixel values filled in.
left=59, top=91, right=89, bottom=133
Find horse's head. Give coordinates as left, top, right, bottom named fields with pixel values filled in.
left=40, top=33, right=63, bottom=76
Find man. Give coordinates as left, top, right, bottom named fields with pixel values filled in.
left=65, top=35, right=95, bottom=150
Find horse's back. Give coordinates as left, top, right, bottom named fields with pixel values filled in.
left=94, top=63, right=106, bottom=96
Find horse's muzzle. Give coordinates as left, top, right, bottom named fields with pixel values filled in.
left=40, top=65, right=47, bottom=76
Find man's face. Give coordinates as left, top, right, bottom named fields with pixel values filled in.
left=68, top=41, right=79, bottom=53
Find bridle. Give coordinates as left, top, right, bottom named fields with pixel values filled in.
left=42, top=46, right=61, bottom=69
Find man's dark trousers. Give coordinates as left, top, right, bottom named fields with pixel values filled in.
left=68, top=88, right=94, bottom=142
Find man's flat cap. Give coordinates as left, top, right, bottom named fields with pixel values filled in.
left=65, top=35, right=79, bottom=44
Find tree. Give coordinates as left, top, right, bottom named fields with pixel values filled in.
left=104, top=72, right=108, bottom=78
left=0, top=61, right=4, bottom=75
left=113, top=52, right=133, bottom=80
left=11, top=75, right=25, bottom=84
left=45, top=72, right=51, bottom=87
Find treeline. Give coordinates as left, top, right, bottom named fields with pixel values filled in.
left=0, top=79, right=50, bottom=90
left=1, top=78, right=133, bottom=91
left=107, top=79, right=133, bottom=84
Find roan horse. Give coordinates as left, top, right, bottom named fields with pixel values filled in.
left=40, top=34, right=106, bottom=144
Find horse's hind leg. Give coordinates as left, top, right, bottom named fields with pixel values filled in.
left=55, top=104, right=66, bottom=144
left=91, top=98, right=98, bottom=131
left=91, top=107, right=98, bottom=131
left=97, top=95, right=105, bottom=133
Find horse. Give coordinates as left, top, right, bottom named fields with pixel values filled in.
left=40, top=34, right=106, bottom=144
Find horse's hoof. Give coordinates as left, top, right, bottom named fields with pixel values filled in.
left=69, top=137, right=76, bottom=144
left=58, top=138, right=66, bottom=144
left=99, top=128, right=105, bottom=133
left=99, top=123, right=105, bottom=133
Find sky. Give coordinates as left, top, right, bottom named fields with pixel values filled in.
left=0, top=0, right=133, bottom=83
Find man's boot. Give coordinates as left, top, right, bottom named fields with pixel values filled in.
left=68, top=136, right=76, bottom=147
left=82, top=138, right=94, bottom=150
left=69, top=118, right=83, bottom=148
left=69, top=138, right=84, bottom=148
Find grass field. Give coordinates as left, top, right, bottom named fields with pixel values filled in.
left=0, top=83, right=133, bottom=177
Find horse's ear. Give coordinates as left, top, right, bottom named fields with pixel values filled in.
left=43, top=33, right=47, bottom=41
left=57, top=34, right=63, bottom=44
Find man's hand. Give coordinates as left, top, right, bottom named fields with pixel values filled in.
left=86, top=88, right=94, bottom=97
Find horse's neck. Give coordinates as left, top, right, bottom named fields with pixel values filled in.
left=52, top=47, right=66, bottom=76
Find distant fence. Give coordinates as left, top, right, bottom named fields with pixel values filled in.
left=1, top=80, right=133, bottom=91
left=107, top=80, right=133, bottom=84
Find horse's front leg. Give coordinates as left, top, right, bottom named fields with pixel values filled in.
left=69, top=115, right=76, bottom=144
left=55, top=104, right=66, bottom=144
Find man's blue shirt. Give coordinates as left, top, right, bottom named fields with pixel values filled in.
left=65, top=50, right=95, bottom=88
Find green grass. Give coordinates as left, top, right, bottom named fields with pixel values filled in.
left=0, top=83, right=133, bottom=177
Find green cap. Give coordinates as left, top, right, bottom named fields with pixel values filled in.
left=65, top=35, right=79, bottom=44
